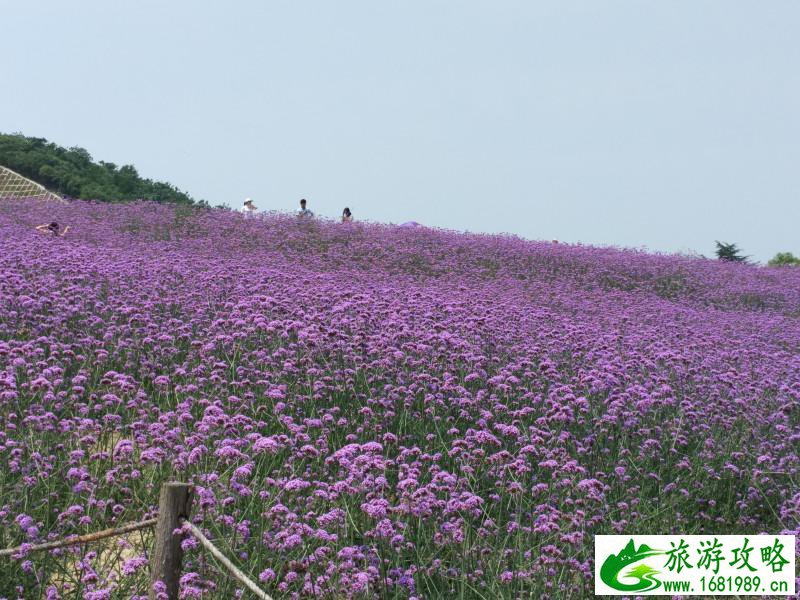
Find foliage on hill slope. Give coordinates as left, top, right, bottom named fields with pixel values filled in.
left=0, top=133, right=196, bottom=204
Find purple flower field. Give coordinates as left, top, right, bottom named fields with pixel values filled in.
left=1, top=199, right=798, bottom=598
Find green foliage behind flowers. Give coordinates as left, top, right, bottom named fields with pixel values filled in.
left=0, top=132, right=197, bottom=204
left=715, top=241, right=749, bottom=263
left=768, top=252, right=800, bottom=267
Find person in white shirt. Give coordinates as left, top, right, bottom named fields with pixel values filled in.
left=297, top=198, right=314, bottom=218
left=241, top=198, right=258, bottom=218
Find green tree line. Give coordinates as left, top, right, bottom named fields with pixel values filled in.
left=767, top=252, right=800, bottom=267
left=715, top=241, right=800, bottom=267
left=0, top=132, right=198, bottom=204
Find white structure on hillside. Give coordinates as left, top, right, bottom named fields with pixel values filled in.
left=0, top=165, right=64, bottom=202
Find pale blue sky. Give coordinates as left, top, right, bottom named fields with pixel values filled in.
left=3, top=1, right=799, bottom=262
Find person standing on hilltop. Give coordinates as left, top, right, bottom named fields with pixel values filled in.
left=297, top=198, right=314, bottom=218
left=341, top=207, right=352, bottom=223
left=241, top=198, right=258, bottom=218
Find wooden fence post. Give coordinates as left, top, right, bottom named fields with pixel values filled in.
left=149, top=482, right=194, bottom=600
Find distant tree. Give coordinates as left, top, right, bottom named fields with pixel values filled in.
left=715, top=241, right=749, bottom=263
left=114, top=164, right=139, bottom=195
left=0, top=132, right=196, bottom=204
left=767, top=252, right=800, bottom=267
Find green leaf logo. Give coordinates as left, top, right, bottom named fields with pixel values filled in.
left=600, top=539, right=665, bottom=592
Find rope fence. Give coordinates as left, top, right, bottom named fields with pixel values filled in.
left=181, top=519, right=274, bottom=600
left=0, top=482, right=272, bottom=600
left=0, top=518, right=157, bottom=558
